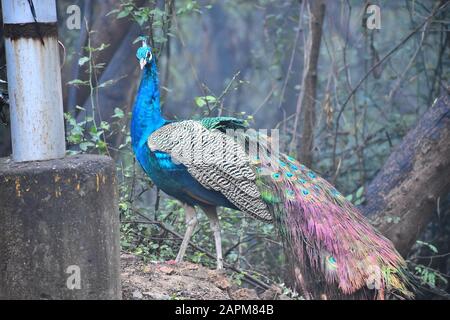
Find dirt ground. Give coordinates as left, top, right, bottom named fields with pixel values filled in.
left=121, top=253, right=287, bottom=300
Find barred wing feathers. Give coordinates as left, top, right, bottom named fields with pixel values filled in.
left=148, top=120, right=272, bottom=221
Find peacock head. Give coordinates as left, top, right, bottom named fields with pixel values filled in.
left=136, top=37, right=153, bottom=70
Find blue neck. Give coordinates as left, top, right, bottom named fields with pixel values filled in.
left=131, top=59, right=165, bottom=153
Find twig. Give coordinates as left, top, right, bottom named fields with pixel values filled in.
left=154, top=187, right=161, bottom=213
left=215, top=71, right=241, bottom=116
left=277, top=1, right=305, bottom=112
left=387, top=20, right=431, bottom=101
left=172, top=10, right=210, bottom=107
left=68, top=0, right=91, bottom=115
left=161, top=0, right=174, bottom=104
left=252, top=85, right=276, bottom=116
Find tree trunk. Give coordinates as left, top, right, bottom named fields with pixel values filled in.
left=293, top=0, right=325, bottom=167
left=363, top=94, right=450, bottom=256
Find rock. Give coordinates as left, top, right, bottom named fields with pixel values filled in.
left=260, top=285, right=283, bottom=300
left=159, top=266, right=175, bottom=275
left=143, top=292, right=170, bottom=300
left=121, top=253, right=138, bottom=263
left=231, top=288, right=259, bottom=300
left=142, top=265, right=152, bottom=273
left=132, top=290, right=143, bottom=300
left=185, top=263, right=199, bottom=270
left=214, top=278, right=231, bottom=290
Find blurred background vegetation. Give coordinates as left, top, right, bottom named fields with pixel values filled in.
left=0, top=0, right=448, bottom=295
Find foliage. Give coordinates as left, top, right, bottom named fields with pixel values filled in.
left=65, top=32, right=117, bottom=156
left=411, top=240, right=449, bottom=289
left=345, top=186, right=365, bottom=206
left=414, top=264, right=448, bottom=289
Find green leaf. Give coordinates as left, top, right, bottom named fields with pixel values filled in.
left=345, top=194, right=353, bottom=202
left=79, top=141, right=94, bottom=152
left=106, top=9, right=120, bottom=17
left=119, top=202, right=128, bottom=211
left=64, top=112, right=73, bottom=120
left=121, top=240, right=131, bottom=249
left=96, top=140, right=107, bottom=152
left=194, top=96, right=216, bottom=108
left=78, top=56, right=90, bottom=66
left=96, top=79, right=117, bottom=89
left=133, top=36, right=148, bottom=45
left=94, top=43, right=110, bottom=52
left=112, top=107, right=125, bottom=119
left=68, top=134, right=82, bottom=144
left=117, top=8, right=131, bottom=19
left=416, top=240, right=438, bottom=253
left=356, top=186, right=364, bottom=199
left=67, top=79, right=89, bottom=86
left=100, top=121, right=110, bottom=131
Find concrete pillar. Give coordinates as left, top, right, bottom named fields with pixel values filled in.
left=0, top=155, right=121, bottom=299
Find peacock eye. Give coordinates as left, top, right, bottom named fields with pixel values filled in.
left=147, top=51, right=152, bottom=60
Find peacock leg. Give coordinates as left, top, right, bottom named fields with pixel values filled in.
left=202, top=206, right=223, bottom=270
left=175, top=204, right=198, bottom=263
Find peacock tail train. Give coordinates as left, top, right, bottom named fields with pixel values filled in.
left=254, top=147, right=414, bottom=299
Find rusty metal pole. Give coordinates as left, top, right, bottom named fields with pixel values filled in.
left=2, top=0, right=65, bottom=162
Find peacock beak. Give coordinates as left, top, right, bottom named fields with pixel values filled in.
left=140, top=58, right=146, bottom=70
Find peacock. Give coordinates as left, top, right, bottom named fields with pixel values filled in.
left=130, top=39, right=414, bottom=299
